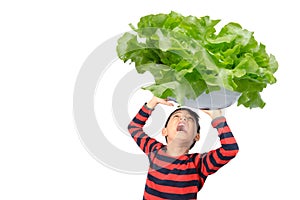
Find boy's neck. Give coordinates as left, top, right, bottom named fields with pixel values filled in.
left=166, top=142, right=190, bottom=157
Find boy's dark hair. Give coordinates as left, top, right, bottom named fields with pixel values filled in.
left=164, top=107, right=200, bottom=150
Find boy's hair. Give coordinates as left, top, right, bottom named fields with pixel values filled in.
left=164, top=107, right=200, bottom=150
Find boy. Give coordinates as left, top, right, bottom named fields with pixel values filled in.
left=128, top=96, right=239, bottom=200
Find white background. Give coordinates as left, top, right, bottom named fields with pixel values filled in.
left=1, top=0, right=299, bottom=199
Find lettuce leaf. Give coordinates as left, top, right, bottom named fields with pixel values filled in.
left=116, top=11, right=278, bottom=109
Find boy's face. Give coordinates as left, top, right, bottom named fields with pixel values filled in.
left=162, top=110, right=200, bottom=146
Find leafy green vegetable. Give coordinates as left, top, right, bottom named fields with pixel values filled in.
left=116, top=11, right=278, bottom=109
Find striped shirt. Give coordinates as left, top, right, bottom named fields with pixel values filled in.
left=128, top=104, right=239, bottom=200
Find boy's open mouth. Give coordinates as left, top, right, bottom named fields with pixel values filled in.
left=176, top=123, right=186, bottom=132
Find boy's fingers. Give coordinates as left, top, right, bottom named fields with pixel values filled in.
left=159, top=98, right=174, bottom=106
left=163, top=99, right=174, bottom=106
left=168, top=102, right=174, bottom=106
left=201, top=109, right=224, bottom=119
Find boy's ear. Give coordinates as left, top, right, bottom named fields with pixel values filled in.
left=162, top=128, right=168, bottom=136
left=194, top=133, right=200, bottom=141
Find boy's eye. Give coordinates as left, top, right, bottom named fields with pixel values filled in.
left=172, top=114, right=195, bottom=122
left=187, top=117, right=194, bottom=121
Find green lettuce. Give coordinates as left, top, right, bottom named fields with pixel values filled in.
left=116, top=11, right=278, bottom=109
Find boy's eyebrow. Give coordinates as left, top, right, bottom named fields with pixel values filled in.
left=172, top=111, right=183, bottom=115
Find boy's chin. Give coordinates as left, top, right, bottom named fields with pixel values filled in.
left=176, top=130, right=187, bottom=134
left=174, top=132, right=192, bottom=141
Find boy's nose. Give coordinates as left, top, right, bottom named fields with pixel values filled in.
left=180, top=116, right=187, bottom=121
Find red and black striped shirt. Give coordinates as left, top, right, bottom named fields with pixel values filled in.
left=128, top=104, right=239, bottom=200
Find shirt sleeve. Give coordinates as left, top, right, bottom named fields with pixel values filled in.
left=127, top=104, right=164, bottom=155
left=198, top=116, right=239, bottom=177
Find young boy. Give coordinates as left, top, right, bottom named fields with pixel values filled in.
left=128, top=96, right=239, bottom=200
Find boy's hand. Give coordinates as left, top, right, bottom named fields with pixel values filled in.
left=147, top=96, right=174, bottom=109
left=201, top=109, right=224, bottom=120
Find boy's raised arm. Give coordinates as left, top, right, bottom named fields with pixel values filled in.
left=198, top=109, right=239, bottom=177
left=127, top=96, right=173, bottom=155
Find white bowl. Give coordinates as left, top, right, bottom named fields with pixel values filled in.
left=170, top=88, right=241, bottom=110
